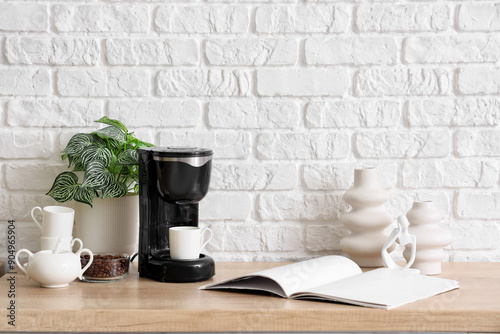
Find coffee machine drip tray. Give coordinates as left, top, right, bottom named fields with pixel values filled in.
left=141, top=253, right=215, bottom=283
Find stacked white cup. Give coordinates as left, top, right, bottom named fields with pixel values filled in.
left=31, top=206, right=82, bottom=252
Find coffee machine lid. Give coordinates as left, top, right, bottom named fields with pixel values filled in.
left=144, top=146, right=213, bottom=157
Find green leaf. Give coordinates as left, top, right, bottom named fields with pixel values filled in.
left=80, top=145, right=114, bottom=167
left=81, top=160, right=114, bottom=189
left=93, top=126, right=127, bottom=143
left=67, top=155, right=80, bottom=167
left=46, top=172, right=79, bottom=203
left=116, top=149, right=139, bottom=165
left=106, top=161, right=122, bottom=176
left=92, top=135, right=108, bottom=147
left=62, top=134, right=94, bottom=156
left=118, top=165, right=138, bottom=179
left=74, top=187, right=96, bottom=207
left=70, top=154, right=83, bottom=169
left=108, top=138, right=123, bottom=152
left=102, top=181, right=127, bottom=199
left=127, top=136, right=154, bottom=148
left=68, top=156, right=86, bottom=172
left=95, top=117, right=128, bottom=134
left=134, top=184, right=139, bottom=193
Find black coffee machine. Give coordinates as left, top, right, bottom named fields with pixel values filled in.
left=137, top=147, right=215, bottom=283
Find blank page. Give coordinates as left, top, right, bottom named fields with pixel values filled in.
left=298, top=268, right=459, bottom=309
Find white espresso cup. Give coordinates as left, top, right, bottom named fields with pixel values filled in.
left=41, top=236, right=83, bottom=253
left=169, top=226, right=212, bottom=261
left=31, top=206, right=74, bottom=238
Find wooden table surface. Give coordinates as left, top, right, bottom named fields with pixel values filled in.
left=1, top=261, right=499, bottom=332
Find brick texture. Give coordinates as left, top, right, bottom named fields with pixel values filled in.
left=356, top=4, right=449, bottom=32
left=256, top=5, right=349, bottom=33
left=6, top=37, right=100, bottom=65
left=257, top=69, right=348, bottom=97
left=155, top=6, right=249, bottom=33
left=106, top=38, right=198, bottom=65
left=1, top=0, right=499, bottom=262
left=0, top=69, right=50, bottom=96
left=458, top=3, right=500, bottom=31
left=0, top=3, right=49, bottom=32
left=54, top=4, right=150, bottom=33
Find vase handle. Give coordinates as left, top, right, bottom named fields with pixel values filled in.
left=76, top=248, right=93, bottom=280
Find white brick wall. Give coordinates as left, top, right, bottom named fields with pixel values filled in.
left=1, top=0, right=500, bottom=263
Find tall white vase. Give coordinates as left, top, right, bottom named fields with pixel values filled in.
left=340, top=167, right=394, bottom=267
left=403, top=201, right=452, bottom=275
left=74, top=194, right=139, bottom=255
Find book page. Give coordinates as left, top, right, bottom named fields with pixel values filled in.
left=295, top=268, right=459, bottom=309
left=201, top=276, right=288, bottom=298
left=250, top=256, right=362, bottom=297
left=200, top=256, right=362, bottom=297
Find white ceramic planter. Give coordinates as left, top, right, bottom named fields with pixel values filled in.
left=74, top=194, right=139, bottom=255
left=340, top=167, right=394, bottom=267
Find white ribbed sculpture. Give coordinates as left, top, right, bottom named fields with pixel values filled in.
left=340, top=167, right=394, bottom=267
left=403, top=201, right=452, bottom=275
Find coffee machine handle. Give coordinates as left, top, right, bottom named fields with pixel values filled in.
left=15, top=249, right=33, bottom=280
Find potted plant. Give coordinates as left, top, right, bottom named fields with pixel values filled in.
left=46, top=116, right=154, bottom=254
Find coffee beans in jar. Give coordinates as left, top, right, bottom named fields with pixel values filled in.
left=80, top=254, right=130, bottom=282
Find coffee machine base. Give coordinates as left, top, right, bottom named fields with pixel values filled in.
left=140, top=254, right=215, bottom=283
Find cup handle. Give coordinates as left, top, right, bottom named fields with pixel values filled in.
left=76, top=248, right=93, bottom=280
left=71, top=238, right=83, bottom=252
left=30, top=206, right=43, bottom=232
left=15, top=249, right=33, bottom=280
left=199, top=227, right=213, bottom=253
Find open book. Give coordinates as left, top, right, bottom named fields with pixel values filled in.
left=200, top=256, right=459, bottom=310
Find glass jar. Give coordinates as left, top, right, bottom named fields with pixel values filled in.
left=80, top=253, right=130, bottom=282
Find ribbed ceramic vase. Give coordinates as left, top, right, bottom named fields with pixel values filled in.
left=340, top=167, right=394, bottom=267
left=74, top=194, right=139, bottom=255
left=403, top=201, right=452, bottom=275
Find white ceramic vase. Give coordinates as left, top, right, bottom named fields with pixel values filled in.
left=340, top=167, right=394, bottom=267
left=403, top=201, right=452, bottom=275
left=74, top=194, right=139, bottom=255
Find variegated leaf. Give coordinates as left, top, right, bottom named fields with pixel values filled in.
left=91, top=171, right=114, bottom=190
left=116, top=149, right=139, bottom=165
left=80, top=145, right=114, bottom=167
left=93, top=136, right=108, bottom=148
left=46, top=172, right=79, bottom=203
left=81, top=160, right=114, bottom=189
left=95, top=117, right=128, bottom=134
left=93, top=126, right=127, bottom=143
left=102, top=181, right=127, bottom=199
left=62, top=133, right=94, bottom=156
left=68, top=155, right=86, bottom=172
left=74, top=187, right=96, bottom=207
left=108, top=138, right=123, bottom=151
left=118, top=166, right=138, bottom=181
left=68, top=155, right=79, bottom=167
